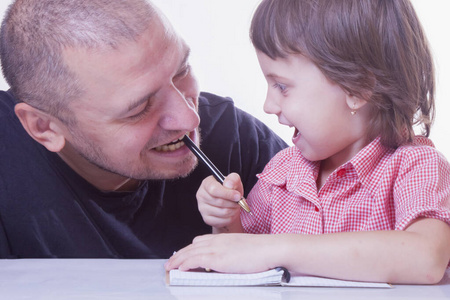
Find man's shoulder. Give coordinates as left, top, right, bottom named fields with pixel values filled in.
left=198, top=92, right=236, bottom=119
left=0, top=89, right=46, bottom=177
left=0, top=90, right=16, bottom=116
left=0, top=90, right=23, bottom=139
left=197, top=91, right=286, bottom=145
left=199, top=91, right=234, bottom=106
left=197, top=92, right=239, bottom=138
left=198, top=91, right=280, bottom=133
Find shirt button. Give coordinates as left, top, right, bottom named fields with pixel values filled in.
left=337, top=169, right=346, bottom=177
left=314, top=206, right=319, bottom=212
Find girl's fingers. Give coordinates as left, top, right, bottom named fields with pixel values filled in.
left=223, top=173, right=244, bottom=196
left=200, top=176, right=242, bottom=203
left=166, top=235, right=214, bottom=270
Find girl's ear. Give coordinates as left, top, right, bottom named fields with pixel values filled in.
left=14, top=102, right=66, bottom=152
left=345, top=93, right=369, bottom=114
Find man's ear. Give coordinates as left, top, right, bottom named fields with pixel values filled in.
left=14, top=102, right=66, bottom=152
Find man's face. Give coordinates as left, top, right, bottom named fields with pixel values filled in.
left=60, top=16, right=201, bottom=180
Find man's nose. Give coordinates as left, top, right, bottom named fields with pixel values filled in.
left=158, top=86, right=200, bottom=132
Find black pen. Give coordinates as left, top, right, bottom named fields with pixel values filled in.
left=182, top=135, right=252, bottom=214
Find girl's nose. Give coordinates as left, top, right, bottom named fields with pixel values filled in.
left=263, top=93, right=281, bottom=116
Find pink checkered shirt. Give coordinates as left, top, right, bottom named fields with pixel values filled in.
left=241, top=136, right=450, bottom=234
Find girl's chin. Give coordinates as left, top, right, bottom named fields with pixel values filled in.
left=292, top=128, right=301, bottom=144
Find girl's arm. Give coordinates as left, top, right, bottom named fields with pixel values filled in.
left=281, top=217, right=450, bottom=284
left=166, top=217, right=450, bottom=284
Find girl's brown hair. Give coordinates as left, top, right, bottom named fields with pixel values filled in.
left=250, top=0, right=435, bottom=148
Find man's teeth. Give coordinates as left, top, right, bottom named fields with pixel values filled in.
left=154, top=138, right=185, bottom=152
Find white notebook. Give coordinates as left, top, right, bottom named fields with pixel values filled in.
left=168, top=268, right=391, bottom=288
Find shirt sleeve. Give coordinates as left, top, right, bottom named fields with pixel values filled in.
left=240, top=150, right=292, bottom=234
left=241, top=179, right=273, bottom=234
left=393, top=146, right=450, bottom=230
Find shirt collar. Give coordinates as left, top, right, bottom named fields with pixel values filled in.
left=257, top=137, right=434, bottom=198
left=349, top=137, right=390, bottom=182
left=258, top=138, right=392, bottom=194
left=257, top=147, right=319, bottom=194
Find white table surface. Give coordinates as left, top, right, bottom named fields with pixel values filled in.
left=0, top=259, right=449, bottom=300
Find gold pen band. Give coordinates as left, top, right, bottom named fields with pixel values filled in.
left=237, top=197, right=252, bottom=213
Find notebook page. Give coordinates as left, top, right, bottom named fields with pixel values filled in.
left=283, top=275, right=391, bottom=288
left=169, top=269, right=284, bottom=286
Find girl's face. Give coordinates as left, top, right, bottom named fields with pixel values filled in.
left=256, top=51, right=370, bottom=170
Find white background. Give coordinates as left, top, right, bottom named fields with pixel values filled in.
left=1, top=0, right=449, bottom=157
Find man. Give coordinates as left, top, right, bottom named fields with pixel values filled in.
left=0, top=0, right=287, bottom=258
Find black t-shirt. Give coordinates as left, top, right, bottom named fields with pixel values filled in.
left=0, top=91, right=287, bottom=258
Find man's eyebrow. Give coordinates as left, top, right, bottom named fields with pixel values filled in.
left=125, top=92, right=155, bottom=114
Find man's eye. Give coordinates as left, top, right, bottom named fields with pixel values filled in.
left=129, top=102, right=152, bottom=121
left=175, top=65, right=191, bottom=79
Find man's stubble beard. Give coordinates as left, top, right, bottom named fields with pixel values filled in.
left=67, top=126, right=200, bottom=180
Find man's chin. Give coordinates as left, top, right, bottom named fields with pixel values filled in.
left=140, top=160, right=198, bottom=181
left=166, top=161, right=198, bottom=180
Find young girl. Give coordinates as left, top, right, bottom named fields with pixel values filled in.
left=166, top=0, right=450, bottom=284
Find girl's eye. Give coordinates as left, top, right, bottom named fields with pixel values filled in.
left=273, top=83, right=288, bottom=94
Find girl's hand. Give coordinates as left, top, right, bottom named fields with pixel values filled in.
left=165, top=233, right=277, bottom=273
left=196, top=173, right=244, bottom=232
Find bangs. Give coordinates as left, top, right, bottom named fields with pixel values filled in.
left=250, top=0, right=309, bottom=59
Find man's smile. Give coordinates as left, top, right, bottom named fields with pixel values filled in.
left=153, top=137, right=186, bottom=152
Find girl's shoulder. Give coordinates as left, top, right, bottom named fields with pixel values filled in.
left=394, top=136, right=446, bottom=162
left=387, top=136, right=450, bottom=174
